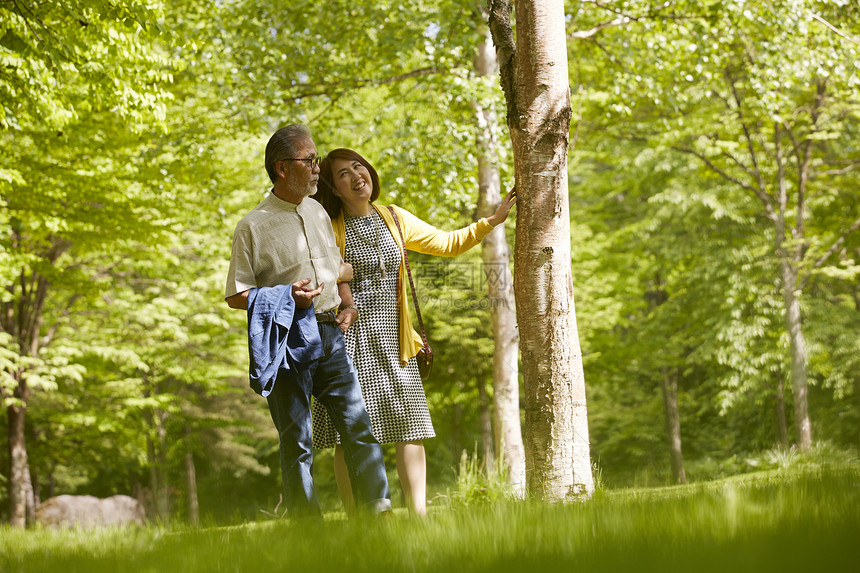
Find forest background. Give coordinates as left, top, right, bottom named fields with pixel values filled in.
left=1, top=0, right=858, bottom=525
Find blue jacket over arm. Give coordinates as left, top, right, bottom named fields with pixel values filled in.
left=246, top=285, right=322, bottom=397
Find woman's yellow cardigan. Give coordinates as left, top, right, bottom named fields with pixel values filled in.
left=331, top=204, right=495, bottom=365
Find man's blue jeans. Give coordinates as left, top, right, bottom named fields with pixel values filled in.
left=266, top=321, right=390, bottom=517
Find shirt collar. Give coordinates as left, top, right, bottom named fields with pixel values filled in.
left=266, top=192, right=300, bottom=212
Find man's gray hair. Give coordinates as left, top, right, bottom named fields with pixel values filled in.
left=265, top=124, right=313, bottom=184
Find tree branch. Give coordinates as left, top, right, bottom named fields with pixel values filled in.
left=721, top=149, right=757, bottom=181
left=811, top=13, right=860, bottom=46
left=374, top=67, right=442, bottom=86
left=568, top=16, right=631, bottom=39
left=286, top=67, right=444, bottom=101
left=728, top=74, right=770, bottom=206
left=799, top=214, right=860, bottom=289
left=567, top=1, right=701, bottom=40
left=800, top=81, right=827, bottom=239
left=41, top=294, right=79, bottom=349
left=781, top=119, right=804, bottom=167
left=674, top=145, right=776, bottom=220
left=812, top=162, right=860, bottom=178
left=9, top=0, right=44, bottom=42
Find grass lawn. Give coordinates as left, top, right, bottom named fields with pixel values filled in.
left=1, top=464, right=858, bottom=572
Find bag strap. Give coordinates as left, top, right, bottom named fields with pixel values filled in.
left=387, top=206, right=430, bottom=351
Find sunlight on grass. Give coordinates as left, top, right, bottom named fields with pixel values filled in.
left=2, top=465, right=857, bottom=572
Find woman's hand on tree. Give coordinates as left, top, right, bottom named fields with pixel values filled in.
left=487, top=188, right=517, bottom=227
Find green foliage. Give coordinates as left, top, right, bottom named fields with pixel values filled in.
left=438, top=446, right=514, bottom=508
left=569, top=0, right=860, bottom=484
left=0, top=0, right=172, bottom=131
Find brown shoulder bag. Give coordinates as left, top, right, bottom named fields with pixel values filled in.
left=388, top=206, right=433, bottom=379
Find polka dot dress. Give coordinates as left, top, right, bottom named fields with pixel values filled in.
left=312, top=208, right=435, bottom=447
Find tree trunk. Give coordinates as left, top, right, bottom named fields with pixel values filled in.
left=24, top=463, right=36, bottom=525
left=31, top=463, right=41, bottom=508
left=3, top=245, right=69, bottom=526
left=489, top=0, right=594, bottom=500
left=660, top=369, right=686, bottom=485
left=147, top=408, right=171, bottom=522
left=477, top=380, right=495, bottom=467
left=451, top=383, right=464, bottom=462
left=781, top=259, right=812, bottom=449
left=474, top=18, right=525, bottom=497
left=773, top=372, right=789, bottom=448
left=7, top=382, right=28, bottom=527
left=774, top=130, right=812, bottom=451
left=184, top=433, right=199, bottom=526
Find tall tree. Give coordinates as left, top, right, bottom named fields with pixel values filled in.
left=0, top=0, right=173, bottom=525
left=489, top=0, right=593, bottom=500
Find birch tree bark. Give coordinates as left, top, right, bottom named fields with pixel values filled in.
left=146, top=407, right=171, bottom=523
left=773, top=373, right=789, bottom=449
left=185, top=446, right=199, bottom=526
left=488, top=0, right=593, bottom=500
left=477, top=381, right=496, bottom=467
left=7, top=387, right=28, bottom=527
left=474, top=19, right=526, bottom=498
left=774, top=124, right=813, bottom=449
left=660, top=369, right=686, bottom=485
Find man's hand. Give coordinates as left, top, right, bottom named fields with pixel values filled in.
left=292, top=279, right=324, bottom=309
left=335, top=307, right=358, bottom=333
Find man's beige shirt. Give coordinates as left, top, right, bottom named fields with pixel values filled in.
left=225, top=193, right=342, bottom=312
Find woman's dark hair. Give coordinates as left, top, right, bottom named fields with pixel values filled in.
left=315, top=148, right=381, bottom=218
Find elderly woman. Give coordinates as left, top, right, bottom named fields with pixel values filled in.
left=311, top=148, right=515, bottom=515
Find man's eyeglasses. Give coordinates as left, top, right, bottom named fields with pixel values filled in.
left=281, top=156, right=321, bottom=168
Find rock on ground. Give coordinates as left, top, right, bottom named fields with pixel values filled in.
left=35, top=495, right=145, bottom=528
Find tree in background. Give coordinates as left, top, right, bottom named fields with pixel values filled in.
left=594, top=1, right=860, bottom=450
left=567, top=0, right=860, bottom=480
left=0, top=0, right=174, bottom=526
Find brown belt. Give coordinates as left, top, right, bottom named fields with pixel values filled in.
left=315, top=310, right=338, bottom=323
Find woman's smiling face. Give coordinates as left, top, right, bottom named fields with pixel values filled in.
left=330, top=157, right=374, bottom=213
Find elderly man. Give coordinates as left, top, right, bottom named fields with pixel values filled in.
left=225, top=124, right=390, bottom=517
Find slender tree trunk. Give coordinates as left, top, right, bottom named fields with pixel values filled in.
left=780, top=260, right=812, bottom=449
left=477, top=381, right=495, bottom=467
left=7, top=379, right=28, bottom=526
left=660, top=369, right=686, bottom=485
left=24, top=463, right=36, bottom=525
left=489, top=0, right=594, bottom=500
left=474, top=18, right=525, bottom=497
left=147, top=408, right=171, bottom=522
left=774, top=128, right=812, bottom=450
left=31, top=463, right=41, bottom=508
left=773, top=372, right=789, bottom=448
left=184, top=435, right=199, bottom=526
left=451, top=383, right=464, bottom=462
